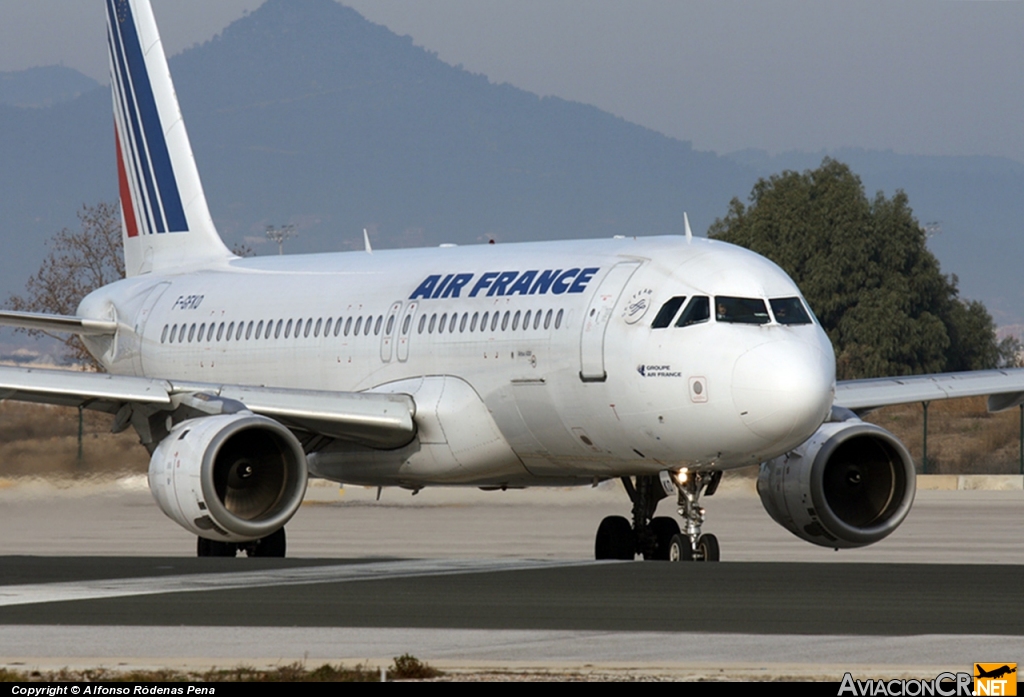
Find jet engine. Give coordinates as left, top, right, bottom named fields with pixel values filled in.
left=757, top=410, right=915, bottom=549
left=148, top=413, right=308, bottom=542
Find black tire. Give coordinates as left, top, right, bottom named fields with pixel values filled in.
left=248, top=528, right=287, bottom=558
left=668, top=533, right=693, bottom=561
left=197, top=537, right=237, bottom=557
left=696, top=533, right=720, bottom=562
left=595, top=515, right=634, bottom=560
left=648, top=517, right=681, bottom=560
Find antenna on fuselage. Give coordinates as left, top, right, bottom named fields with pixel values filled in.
left=684, top=212, right=693, bottom=244
left=363, top=228, right=373, bottom=254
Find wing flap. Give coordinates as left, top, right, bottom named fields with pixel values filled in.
left=835, top=368, right=1024, bottom=412
left=0, top=366, right=415, bottom=448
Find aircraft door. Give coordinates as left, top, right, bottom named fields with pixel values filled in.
left=396, top=301, right=417, bottom=362
left=579, top=261, right=641, bottom=382
left=380, top=301, right=404, bottom=363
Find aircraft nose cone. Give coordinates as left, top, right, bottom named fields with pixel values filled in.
left=731, top=338, right=834, bottom=445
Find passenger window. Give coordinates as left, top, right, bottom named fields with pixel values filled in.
left=533, top=310, right=542, bottom=330
left=512, top=311, right=521, bottom=331
left=418, top=314, right=427, bottom=334
left=544, top=310, right=552, bottom=329
left=224, top=322, right=232, bottom=341
left=501, top=311, right=510, bottom=331
left=459, top=313, right=468, bottom=333
left=449, top=313, right=457, bottom=333
left=386, top=315, right=395, bottom=335
left=439, top=313, right=448, bottom=334
left=305, top=318, right=313, bottom=337
left=491, top=312, right=500, bottom=332
left=676, top=296, right=710, bottom=327
left=555, top=309, right=564, bottom=329
left=275, top=319, right=283, bottom=338
left=470, top=312, right=479, bottom=332
left=481, top=311, right=490, bottom=332
left=353, top=317, right=363, bottom=335
left=715, top=296, right=771, bottom=325
left=237, top=322, right=245, bottom=341
left=523, top=310, right=531, bottom=330
left=285, top=319, right=293, bottom=338
left=651, top=296, right=686, bottom=329
left=374, top=316, right=382, bottom=335
left=164, top=325, right=172, bottom=344
left=188, top=324, right=196, bottom=342
left=402, top=314, right=411, bottom=334
left=315, top=318, right=323, bottom=337
left=769, top=297, right=813, bottom=325
left=255, top=321, right=264, bottom=339
left=345, top=317, right=353, bottom=336
left=198, top=323, right=206, bottom=342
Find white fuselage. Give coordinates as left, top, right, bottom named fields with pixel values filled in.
left=81, top=235, right=836, bottom=488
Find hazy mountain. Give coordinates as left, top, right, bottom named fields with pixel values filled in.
left=1, top=0, right=1024, bottom=328
left=0, top=66, right=99, bottom=108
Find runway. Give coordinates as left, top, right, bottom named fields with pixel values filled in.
left=0, top=478, right=1021, bottom=677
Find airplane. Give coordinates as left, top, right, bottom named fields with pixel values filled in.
left=3, top=0, right=1024, bottom=560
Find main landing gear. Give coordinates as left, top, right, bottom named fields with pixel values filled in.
left=196, top=527, right=287, bottom=558
left=594, top=470, right=721, bottom=562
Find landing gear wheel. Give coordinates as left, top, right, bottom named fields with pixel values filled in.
left=197, top=537, right=237, bottom=557
left=696, top=533, right=720, bottom=562
left=648, top=517, right=681, bottom=561
left=595, top=515, right=634, bottom=560
left=247, top=528, right=287, bottom=558
left=668, top=534, right=692, bottom=561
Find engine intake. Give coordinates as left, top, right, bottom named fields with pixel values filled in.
left=758, top=417, right=915, bottom=549
left=149, top=413, right=308, bottom=542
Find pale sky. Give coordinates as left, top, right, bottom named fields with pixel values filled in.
left=1, top=0, right=1022, bottom=162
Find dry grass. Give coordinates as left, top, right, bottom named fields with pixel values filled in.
left=0, top=655, right=441, bottom=682
left=864, top=396, right=1024, bottom=474
left=0, top=401, right=148, bottom=477
left=1, top=396, right=1021, bottom=479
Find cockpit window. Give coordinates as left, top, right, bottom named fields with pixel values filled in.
left=651, top=296, right=686, bottom=329
left=675, top=296, right=710, bottom=327
left=769, top=297, right=813, bottom=325
left=715, top=296, right=770, bottom=325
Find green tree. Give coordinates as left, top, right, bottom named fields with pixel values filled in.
left=708, top=159, right=1006, bottom=379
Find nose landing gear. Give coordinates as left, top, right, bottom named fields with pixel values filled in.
left=593, top=470, right=721, bottom=562
left=671, top=469, right=721, bottom=561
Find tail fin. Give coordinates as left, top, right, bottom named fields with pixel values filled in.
left=107, top=0, right=233, bottom=277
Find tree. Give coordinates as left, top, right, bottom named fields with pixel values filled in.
left=708, top=159, right=1007, bottom=379
left=8, top=201, right=124, bottom=367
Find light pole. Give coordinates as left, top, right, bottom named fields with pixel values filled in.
left=265, top=224, right=297, bottom=255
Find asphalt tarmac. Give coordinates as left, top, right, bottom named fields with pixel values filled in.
left=0, top=478, right=1021, bottom=677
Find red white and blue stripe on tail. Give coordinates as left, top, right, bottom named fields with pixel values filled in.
left=108, top=0, right=186, bottom=237
left=106, top=0, right=232, bottom=276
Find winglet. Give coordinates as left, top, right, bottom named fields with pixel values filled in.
left=684, top=212, right=693, bottom=243
left=363, top=228, right=373, bottom=254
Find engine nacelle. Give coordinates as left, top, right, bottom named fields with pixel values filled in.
left=757, top=416, right=915, bottom=549
left=148, top=413, right=308, bottom=542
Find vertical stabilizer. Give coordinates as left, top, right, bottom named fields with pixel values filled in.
left=107, top=0, right=233, bottom=277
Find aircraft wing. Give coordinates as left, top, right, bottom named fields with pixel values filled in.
left=0, top=310, right=117, bottom=336
left=835, top=368, right=1024, bottom=414
left=0, top=365, right=416, bottom=449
